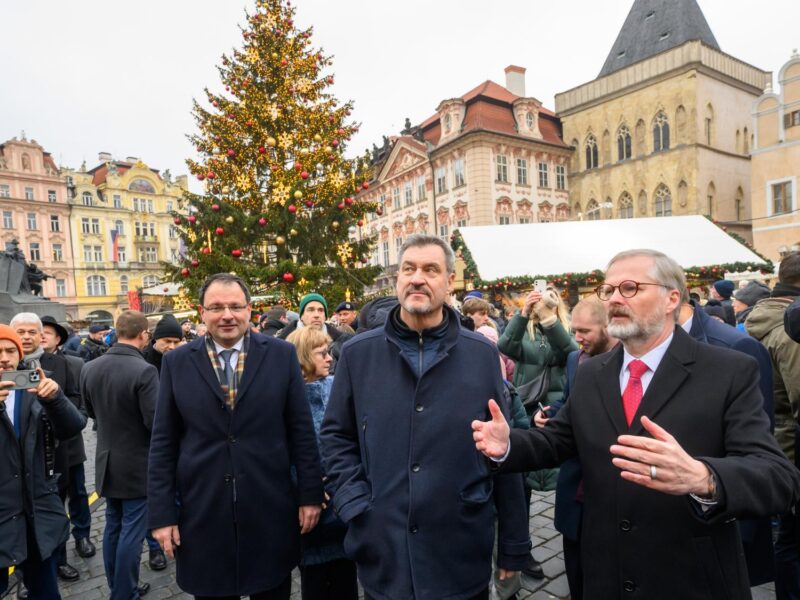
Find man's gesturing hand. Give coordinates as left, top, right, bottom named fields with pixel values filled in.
left=610, top=416, right=714, bottom=496
left=472, top=399, right=510, bottom=460
left=299, top=504, right=322, bottom=534
left=152, top=525, right=180, bottom=559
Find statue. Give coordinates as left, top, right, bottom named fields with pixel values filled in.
left=26, top=263, right=50, bottom=296
left=0, top=240, right=66, bottom=323
left=0, top=239, right=28, bottom=295
left=401, top=117, right=412, bottom=134
left=163, top=168, right=172, bottom=183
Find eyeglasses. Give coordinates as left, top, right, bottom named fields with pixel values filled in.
left=312, top=349, right=332, bottom=358
left=202, top=305, right=250, bottom=314
left=595, top=280, right=670, bottom=301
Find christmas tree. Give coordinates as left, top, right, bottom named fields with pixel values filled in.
left=170, top=0, right=381, bottom=308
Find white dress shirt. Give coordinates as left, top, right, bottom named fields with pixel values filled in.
left=213, top=338, right=244, bottom=371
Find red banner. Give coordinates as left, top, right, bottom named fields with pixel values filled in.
left=127, top=290, right=141, bottom=311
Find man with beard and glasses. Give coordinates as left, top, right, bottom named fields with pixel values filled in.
left=321, top=234, right=529, bottom=600
left=473, top=249, right=800, bottom=599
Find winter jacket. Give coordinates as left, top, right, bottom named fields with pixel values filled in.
left=746, top=297, right=800, bottom=460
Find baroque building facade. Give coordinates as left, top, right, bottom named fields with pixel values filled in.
left=0, top=134, right=78, bottom=315
left=751, top=51, right=800, bottom=262
left=63, top=154, right=188, bottom=321
left=358, top=66, right=571, bottom=285
left=555, top=0, right=770, bottom=241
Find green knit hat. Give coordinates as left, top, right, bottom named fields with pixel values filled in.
left=299, top=293, right=328, bottom=318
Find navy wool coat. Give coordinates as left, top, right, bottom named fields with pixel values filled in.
left=320, top=306, right=529, bottom=600
left=147, top=333, right=324, bottom=596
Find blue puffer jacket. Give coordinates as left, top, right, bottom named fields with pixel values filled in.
left=321, top=305, right=529, bottom=600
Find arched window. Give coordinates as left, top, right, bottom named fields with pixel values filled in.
left=87, top=275, right=106, bottom=296
left=743, top=127, right=749, bottom=154
left=635, top=120, right=646, bottom=155
left=704, top=104, right=714, bottom=145
left=653, top=112, right=670, bottom=152
left=654, top=184, right=672, bottom=217
left=675, top=105, right=687, bottom=144
left=443, top=113, right=452, bottom=133
left=637, top=190, right=648, bottom=216
left=114, top=220, right=124, bottom=234
left=120, top=275, right=129, bottom=294
left=735, top=187, right=744, bottom=221
left=143, top=275, right=159, bottom=288
left=82, top=191, right=93, bottom=206
left=617, top=125, right=632, bottom=161
left=706, top=182, right=716, bottom=217
left=618, top=192, right=634, bottom=218
left=585, top=135, right=599, bottom=169
left=570, top=139, right=579, bottom=172
left=602, top=130, right=611, bottom=165
left=526, top=112, right=535, bottom=129
left=586, top=199, right=601, bottom=220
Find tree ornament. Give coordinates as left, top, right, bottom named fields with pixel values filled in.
left=201, top=246, right=211, bottom=254
left=289, top=228, right=298, bottom=236
left=282, top=272, right=294, bottom=283
left=293, top=190, right=303, bottom=200
left=276, top=235, right=286, bottom=245
left=188, top=215, right=197, bottom=224
left=337, top=202, right=345, bottom=210
left=225, top=216, right=235, bottom=224
left=258, top=146, right=266, bottom=154
left=191, top=259, right=200, bottom=267
left=231, top=249, right=242, bottom=258
left=332, top=140, right=340, bottom=148
left=266, top=137, right=277, bottom=147
left=207, top=171, right=216, bottom=179
left=181, top=268, right=191, bottom=277
left=362, top=181, right=369, bottom=190
left=304, top=200, right=314, bottom=208
left=212, top=204, right=221, bottom=211
left=300, top=171, right=309, bottom=179
left=288, top=204, right=297, bottom=213
left=227, top=149, right=236, bottom=157
left=357, top=219, right=364, bottom=226
left=376, top=206, right=384, bottom=216
left=173, top=217, right=182, bottom=225
left=258, top=217, right=267, bottom=226
left=215, top=227, right=225, bottom=235
left=331, top=221, right=340, bottom=229
left=294, top=161, right=303, bottom=171
left=345, top=196, right=354, bottom=206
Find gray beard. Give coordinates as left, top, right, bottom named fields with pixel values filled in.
left=607, top=314, right=664, bottom=342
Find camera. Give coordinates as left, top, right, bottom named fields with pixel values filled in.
left=1, top=369, right=41, bottom=390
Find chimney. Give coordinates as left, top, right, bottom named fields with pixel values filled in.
left=504, top=65, right=526, bottom=97
left=98, top=151, right=112, bottom=161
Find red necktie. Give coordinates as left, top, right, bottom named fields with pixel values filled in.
left=622, top=359, right=648, bottom=426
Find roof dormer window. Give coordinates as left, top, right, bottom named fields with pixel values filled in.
left=444, top=113, right=452, bottom=133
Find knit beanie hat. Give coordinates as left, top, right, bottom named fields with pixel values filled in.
left=733, top=281, right=771, bottom=307
left=299, top=293, right=328, bottom=317
left=153, top=314, right=183, bottom=340
left=713, top=280, right=735, bottom=299
left=476, top=325, right=499, bottom=344
left=0, top=324, right=24, bottom=359
left=464, top=291, right=484, bottom=299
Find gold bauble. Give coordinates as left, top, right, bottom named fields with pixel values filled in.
left=325, top=146, right=333, bottom=153
left=266, top=137, right=277, bottom=147
left=331, top=221, right=340, bottom=229
left=222, top=186, right=230, bottom=193
left=289, top=228, right=298, bottom=236
left=225, top=216, right=235, bottom=223
left=276, top=235, right=286, bottom=245
left=271, top=53, right=279, bottom=59
left=299, top=148, right=310, bottom=155
left=293, top=190, right=303, bottom=199
left=313, top=134, right=322, bottom=142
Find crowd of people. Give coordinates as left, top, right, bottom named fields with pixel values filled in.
left=1, top=235, right=800, bottom=600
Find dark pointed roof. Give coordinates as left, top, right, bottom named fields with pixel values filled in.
left=599, top=0, right=720, bottom=77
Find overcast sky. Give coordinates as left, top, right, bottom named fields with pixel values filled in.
left=2, top=1, right=798, bottom=192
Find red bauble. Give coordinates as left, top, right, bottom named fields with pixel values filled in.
left=207, top=171, right=216, bottom=179
left=345, top=196, right=354, bottom=206
left=331, top=140, right=340, bottom=148
left=191, top=259, right=199, bottom=267
left=337, top=202, right=345, bottom=210
left=305, top=200, right=314, bottom=208
left=197, top=174, right=205, bottom=181
left=362, top=182, right=369, bottom=190
left=258, top=146, right=266, bottom=154
left=212, top=100, right=219, bottom=107
left=258, top=217, right=267, bottom=226
left=337, top=128, right=345, bottom=135
left=246, top=120, right=253, bottom=127
left=211, top=204, right=221, bottom=211
left=188, top=215, right=197, bottom=224
left=281, top=59, right=288, bottom=66
left=282, top=272, right=294, bottom=283
left=215, top=227, right=225, bottom=235
left=227, top=149, right=235, bottom=157
left=201, top=247, right=211, bottom=254
left=173, top=217, right=182, bottom=225
left=376, top=206, right=384, bottom=216
left=288, top=204, right=298, bottom=213
left=270, top=165, right=279, bottom=172
left=300, top=171, right=309, bottom=179
left=231, top=249, right=242, bottom=258
left=326, top=77, right=334, bottom=84
left=357, top=219, right=364, bottom=226
left=180, top=268, right=190, bottom=277
left=294, top=161, right=303, bottom=171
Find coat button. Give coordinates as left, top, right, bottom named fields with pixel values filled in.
left=409, top=525, right=418, bottom=534
left=223, top=474, right=232, bottom=483
left=619, top=519, right=631, bottom=531
left=228, top=435, right=236, bottom=443
left=623, top=580, right=635, bottom=593
left=411, top=464, right=420, bottom=473
left=415, top=404, right=424, bottom=412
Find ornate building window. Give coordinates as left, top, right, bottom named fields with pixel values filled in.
left=435, top=167, right=447, bottom=194
left=555, top=203, right=570, bottom=222
left=56, top=279, right=66, bottom=297
left=52, top=244, right=63, bottom=262
left=653, top=112, right=670, bottom=152
left=82, top=191, right=93, bottom=206
left=87, top=275, right=107, bottom=296
left=585, top=135, right=599, bottom=169
left=704, top=104, right=714, bottom=146
left=0, top=185, right=9, bottom=198
left=586, top=199, right=601, bottom=220
left=48, top=190, right=57, bottom=203
left=618, top=192, right=634, bottom=218
left=404, top=182, right=413, bottom=206
left=654, top=184, right=672, bottom=216
left=50, top=215, right=60, bottom=232
left=496, top=155, right=509, bottom=182
left=120, top=275, right=129, bottom=294
left=444, top=113, right=452, bottom=133
left=516, top=158, right=528, bottom=185
left=538, top=162, right=549, bottom=187
left=454, top=159, right=465, bottom=187
left=29, top=243, right=40, bottom=261
left=417, top=176, right=426, bottom=201
left=526, top=112, right=535, bottom=129
left=143, top=275, right=159, bottom=287
left=617, top=125, right=632, bottom=161
left=556, top=165, right=566, bottom=190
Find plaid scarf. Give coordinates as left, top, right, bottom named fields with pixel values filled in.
left=205, top=331, right=250, bottom=409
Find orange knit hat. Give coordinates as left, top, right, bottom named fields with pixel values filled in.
left=0, top=324, right=24, bottom=360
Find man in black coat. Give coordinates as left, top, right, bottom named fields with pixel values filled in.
left=474, top=249, right=800, bottom=599
left=82, top=310, right=158, bottom=600
left=148, top=273, right=323, bottom=599
left=11, top=312, right=93, bottom=586
left=0, top=324, right=87, bottom=598
left=77, top=325, right=109, bottom=362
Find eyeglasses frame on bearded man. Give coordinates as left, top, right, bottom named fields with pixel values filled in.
left=595, top=280, right=671, bottom=301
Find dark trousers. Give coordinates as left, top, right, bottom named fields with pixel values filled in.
left=103, top=497, right=147, bottom=600
left=194, top=574, right=291, bottom=600
left=365, top=589, right=489, bottom=600
left=563, top=534, right=583, bottom=600
left=56, top=462, right=92, bottom=565
left=0, top=529, right=61, bottom=599
left=299, top=559, right=358, bottom=600
left=775, top=510, right=800, bottom=600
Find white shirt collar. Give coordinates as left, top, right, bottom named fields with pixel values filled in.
left=621, top=331, right=674, bottom=376
left=680, top=314, right=693, bottom=334
left=213, top=337, right=244, bottom=356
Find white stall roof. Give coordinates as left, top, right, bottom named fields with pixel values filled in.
left=457, top=216, right=765, bottom=281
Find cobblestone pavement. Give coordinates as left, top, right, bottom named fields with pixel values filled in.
left=7, top=426, right=777, bottom=599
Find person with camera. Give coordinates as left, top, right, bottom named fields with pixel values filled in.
left=0, top=323, right=87, bottom=598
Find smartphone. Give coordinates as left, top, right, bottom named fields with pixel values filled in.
left=534, top=279, right=547, bottom=294
left=537, top=401, right=550, bottom=417
left=1, top=369, right=41, bottom=390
